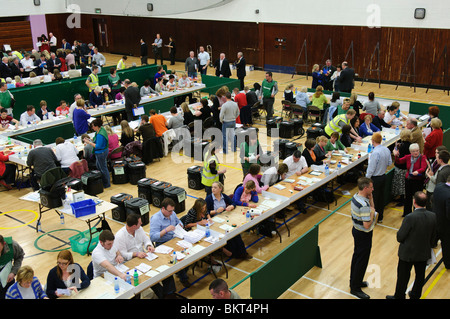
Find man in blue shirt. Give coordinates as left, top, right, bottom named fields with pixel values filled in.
left=365, top=132, right=392, bottom=223
left=149, top=198, right=191, bottom=288
left=152, top=33, right=163, bottom=65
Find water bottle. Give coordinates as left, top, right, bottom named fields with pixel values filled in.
left=337, top=161, right=342, bottom=171
left=7, top=137, right=11, bottom=145
left=133, top=269, right=139, bottom=286
left=37, top=221, right=42, bottom=232
left=325, top=164, right=330, bottom=176
left=382, top=135, right=386, bottom=143
left=172, top=251, right=177, bottom=264
left=60, top=213, right=65, bottom=225
left=114, top=277, right=120, bottom=293
left=126, top=272, right=131, bottom=285
left=395, top=126, right=399, bottom=135
left=368, top=143, right=372, bottom=153
left=246, top=210, right=251, bottom=222
left=205, top=223, right=210, bottom=237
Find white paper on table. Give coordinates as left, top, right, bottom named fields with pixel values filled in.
left=145, top=270, right=160, bottom=278
left=56, top=288, right=72, bottom=296
left=212, top=216, right=225, bottom=223
left=176, top=251, right=186, bottom=260
left=115, top=263, right=129, bottom=273
left=136, top=263, right=152, bottom=273
left=145, top=253, right=159, bottom=261
left=273, top=184, right=286, bottom=190
left=155, top=265, right=170, bottom=273
left=219, top=224, right=234, bottom=232
left=173, top=224, right=188, bottom=239
left=176, top=240, right=193, bottom=249
left=154, top=245, right=173, bottom=254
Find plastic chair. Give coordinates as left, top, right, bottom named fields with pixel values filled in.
left=281, top=100, right=293, bottom=119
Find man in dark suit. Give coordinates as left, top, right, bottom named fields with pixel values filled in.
left=140, top=38, right=148, bottom=65
left=386, top=191, right=437, bottom=299
left=123, top=80, right=141, bottom=122
left=322, top=59, right=336, bottom=91
left=34, top=54, right=48, bottom=76
left=0, top=57, right=12, bottom=80
left=336, top=61, right=355, bottom=93
left=432, top=175, right=450, bottom=269
left=10, top=57, right=24, bottom=78
left=47, top=52, right=61, bottom=73
left=214, top=53, right=231, bottom=78
left=234, top=52, right=246, bottom=90
left=61, top=38, right=71, bottom=51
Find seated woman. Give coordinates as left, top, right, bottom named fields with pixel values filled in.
left=89, top=86, right=105, bottom=108
left=313, top=136, right=331, bottom=163
left=105, top=125, right=122, bottom=160
left=194, top=98, right=212, bottom=121
left=359, top=114, right=380, bottom=138
left=181, top=102, right=195, bottom=126
left=324, top=131, right=347, bottom=153
left=384, top=102, right=407, bottom=128
left=311, top=85, right=328, bottom=111
left=81, top=133, right=96, bottom=169
left=243, top=164, right=269, bottom=194
left=140, top=79, right=157, bottom=97
left=54, top=137, right=80, bottom=174
left=283, top=83, right=296, bottom=103
left=340, top=124, right=354, bottom=148
left=119, top=120, right=135, bottom=147
left=232, top=180, right=259, bottom=208
left=205, top=181, right=252, bottom=260
left=45, top=250, right=90, bottom=299
left=0, top=149, right=16, bottom=190
left=302, top=138, right=331, bottom=166
left=115, top=86, right=126, bottom=102
left=349, top=92, right=362, bottom=116
left=183, top=198, right=212, bottom=231
left=102, top=88, right=114, bottom=105
left=6, top=266, right=48, bottom=299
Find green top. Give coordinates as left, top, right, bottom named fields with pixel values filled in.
left=0, top=90, right=12, bottom=109
left=0, top=237, right=14, bottom=268
left=337, top=105, right=354, bottom=116
left=324, top=139, right=345, bottom=152
left=311, top=94, right=327, bottom=110
left=262, top=79, right=277, bottom=99
left=240, top=141, right=261, bottom=170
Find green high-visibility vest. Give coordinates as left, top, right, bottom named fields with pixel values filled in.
left=262, top=79, right=276, bottom=99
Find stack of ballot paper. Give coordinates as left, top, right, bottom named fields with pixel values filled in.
left=154, top=244, right=173, bottom=254
left=184, top=229, right=206, bottom=243
left=177, top=240, right=193, bottom=249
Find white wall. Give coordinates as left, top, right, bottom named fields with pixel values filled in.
left=0, top=0, right=66, bottom=17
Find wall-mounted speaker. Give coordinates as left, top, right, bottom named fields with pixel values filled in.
left=33, top=0, right=40, bottom=6
left=147, top=3, right=153, bottom=11
left=414, top=8, right=426, bottom=19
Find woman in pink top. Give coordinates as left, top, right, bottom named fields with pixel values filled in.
left=242, top=164, right=269, bottom=193
left=105, top=125, right=122, bottom=159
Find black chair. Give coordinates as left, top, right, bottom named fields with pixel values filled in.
left=307, top=105, right=321, bottom=124
left=251, top=101, right=261, bottom=121
left=281, top=100, right=293, bottom=119
left=87, top=261, right=94, bottom=280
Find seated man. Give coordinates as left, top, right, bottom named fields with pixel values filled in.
left=54, top=137, right=80, bottom=174
left=261, top=163, right=289, bottom=187
left=91, top=230, right=127, bottom=281
left=283, top=150, right=309, bottom=178
left=135, top=115, right=156, bottom=145
left=149, top=198, right=191, bottom=288
left=26, top=139, right=58, bottom=189
left=148, top=109, right=168, bottom=137
left=67, top=64, right=81, bottom=78
left=0, top=108, right=19, bottom=130
left=20, top=105, right=41, bottom=126
left=55, top=100, right=70, bottom=116
left=114, top=214, right=175, bottom=299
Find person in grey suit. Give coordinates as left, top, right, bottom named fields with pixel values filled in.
left=386, top=191, right=437, bottom=299
left=432, top=175, right=450, bottom=269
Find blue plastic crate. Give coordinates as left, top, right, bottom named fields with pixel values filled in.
left=70, top=199, right=96, bottom=218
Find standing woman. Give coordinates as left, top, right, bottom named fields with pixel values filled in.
left=239, top=132, right=263, bottom=178
left=107, top=67, right=122, bottom=96
left=39, top=34, right=50, bottom=53
left=45, top=250, right=90, bottom=299
left=423, top=118, right=443, bottom=161
left=165, top=36, right=176, bottom=66
left=391, top=130, right=412, bottom=204
left=311, top=64, right=325, bottom=89
left=201, top=142, right=227, bottom=195
left=83, top=118, right=110, bottom=188
left=393, top=143, right=427, bottom=217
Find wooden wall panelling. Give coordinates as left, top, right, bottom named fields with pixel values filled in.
left=0, top=21, right=33, bottom=51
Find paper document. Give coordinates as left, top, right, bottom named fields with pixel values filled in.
left=154, top=245, right=173, bottom=254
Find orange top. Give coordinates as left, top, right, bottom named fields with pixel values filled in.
left=149, top=114, right=168, bottom=137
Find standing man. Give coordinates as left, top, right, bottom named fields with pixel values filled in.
left=365, top=132, right=392, bottom=223
left=234, top=52, right=246, bottom=90
left=48, top=32, right=57, bottom=53
left=85, top=65, right=100, bottom=93
left=406, top=118, right=424, bottom=153
left=261, top=71, right=278, bottom=119
left=386, top=192, right=437, bottom=299
left=185, top=51, right=199, bottom=79
left=140, top=38, right=148, bottom=65
left=322, top=59, right=336, bottom=91
left=350, top=177, right=377, bottom=299
left=432, top=175, right=450, bottom=269
left=0, top=82, right=15, bottom=116
left=336, top=61, right=355, bottom=93
left=61, top=38, right=71, bottom=51
left=123, top=80, right=141, bottom=122
left=152, top=34, right=163, bottom=65
left=92, top=47, right=106, bottom=67
left=219, top=92, right=239, bottom=154
left=214, top=53, right=231, bottom=78
left=197, top=46, right=210, bottom=75
left=0, top=235, right=25, bottom=299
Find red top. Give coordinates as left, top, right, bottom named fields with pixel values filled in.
left=424, top=128, right=443, bottom=159
left=395, top=154, right=427, bottom=179
left=234, top=93, right=247, bottom=125
left=0, top=151, right=14, bottom=177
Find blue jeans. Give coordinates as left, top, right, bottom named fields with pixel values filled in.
left=95, top=149, right=110, bottom=188
left=188, top=72, right=197, bottom=78
left=222, top=121, right=236, bottom=154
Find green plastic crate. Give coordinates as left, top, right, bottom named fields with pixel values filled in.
left=69, top=228, right=100, bottom=256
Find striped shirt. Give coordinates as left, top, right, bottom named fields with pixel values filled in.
left=351, top=194, right=373, bottom=232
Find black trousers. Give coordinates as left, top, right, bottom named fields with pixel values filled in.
left=404, top=178, right=424, bottom=216
left=0, top=163, right=16, bottom=184
left=140, top=55, right=148, bottom=65
left=350, top=227, right=373, bottom=290
left=371, top=175, right=386, bottom=221
left=154, top=47, right=163, bottom=65
left=393, top=258, right=427, bottom=299
left=238, top=77, right=245, bottom=90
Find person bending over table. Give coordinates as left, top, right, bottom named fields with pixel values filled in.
left=149, top=198, right=192, bottom=288
left=324, top=131, right=347, bottom=153
left=83, top=118, right=110, bottom=188
left=232, top=180, right=259, bottom=208
left=89, top=86, right=105, bottom=109
left=261, top=163, right=289, bottom=187
left=0, top=149, right=16, bottom=190
left=27, top=139, right=58, bottom=190
left=54, top=137, right=80, bottom=175
left=243, top=164, right=269, bottom=194
left=45, top=250, right=90, bottom=299
left=91, top=230, right=127, bottom=281
left=205, top=181, right=252, bottom=260
left=73, top=98, right=91, bottom=136
left=302, top=138, right=331, bottom=167
left=0, top=107, right=18, bottom=130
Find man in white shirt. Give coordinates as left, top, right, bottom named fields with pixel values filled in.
left=48, top=32, right=57, bottom=53
left=69, top=93, right=83, bottom=118
left=20, top=54, right=34, bottom=76
left=92, top=47, right=106, bottom=67
left=20, top=105, right=41, bottom=126
left=197, top=46, right=210, bottom=75
left=115, top=214, right=176, bottom=299
left=91, top=230, right=127, bottom=280
left=283, top=150, right=309, bottom=178
left=54, top=137, right=80, bottom=172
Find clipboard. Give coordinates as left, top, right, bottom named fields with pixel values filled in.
left=132, top=107, right=145, bottom=116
